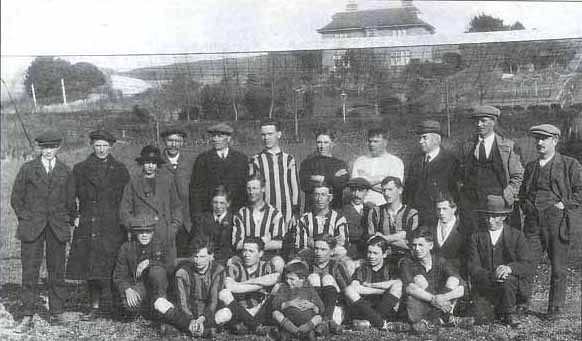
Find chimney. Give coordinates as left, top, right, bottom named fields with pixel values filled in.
left=346, top=0, right=358, bottom=12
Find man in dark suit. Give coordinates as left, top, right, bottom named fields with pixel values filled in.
left=341, top=177, right=373, bottom=259
left=458, top=106, right=523, bottom=233
left=403, top=120, right=460, bottom=227
left=160, top=128, right=195, bottom=258
left=190, top=123, right=248, bottom=216
left=467, top=195, right=534, bottom=328
left=11, top=131, right=76, bottom=332
left=430, top=193, right=467, bottom=277
left=519, top=124, right=582, bottom=320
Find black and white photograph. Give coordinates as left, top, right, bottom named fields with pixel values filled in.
left=1, top=0, right=581, bottom=340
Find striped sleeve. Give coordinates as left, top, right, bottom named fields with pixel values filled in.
left=406, top=209, right=419, bottom=233
left=287, top=155, right=300, bottom=213
left=232, top=210, right=245, bottom=249
left=366, top=207, right=378, bottom=237
left=335, top=214, right=348, bottom=247
left=270, top=209, right=286, bottom=240
left=295, top=216, right=308, bottom=249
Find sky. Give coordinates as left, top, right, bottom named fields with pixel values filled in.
left=2, top=0, right=582, bottom=98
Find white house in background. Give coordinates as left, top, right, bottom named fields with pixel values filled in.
left=318, top=0, right=436, bottom=70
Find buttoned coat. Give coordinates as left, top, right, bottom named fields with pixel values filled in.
left=66, top=154, right=130, bottom=280
left=11, top=157, right=75, bottom=243
left=113, top=240, right=168, bottom=294
left=467, top=225, right=534, bottom=287
left=431, top=218, right=467, bottom=275
left=190, top=148, right=249, bottom=215
left=161, top=151, right=195, bottom=233
left=120, top=169, right=183, bottom=267
left=519, top=153, right=582, bottom=241
left=403, top=148, right=460, bottom=224
left=191, top=211, right=235, bottom=264
left=459, top=133, right=524, bottom=206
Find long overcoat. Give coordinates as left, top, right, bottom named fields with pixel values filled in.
left=120, top=168, right=183, bottom=268
left=66, top=154, right=130, bottom=280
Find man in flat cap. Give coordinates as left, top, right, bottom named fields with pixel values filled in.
left=519, top=124, right=582, bottom=320
left=341, top=177, right=374, bottom=259
left=403, top=120, right=460, bottom=227
left=467, top=195, right=534, bottom=328
left=11, top=131, right=76, bottom=332
left=66, top=130, right=130, bottom=319
left=458, top=105, right=523, bottom=234
left=160, top=128, right=195, bottom=258
left=190, top=123, right=248, bottom=219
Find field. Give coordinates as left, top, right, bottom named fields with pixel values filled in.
left=0, top=108, right=581, bottom=340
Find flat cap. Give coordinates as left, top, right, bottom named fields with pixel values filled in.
left=207, top=123, right=234, bottom=135
left=160, top=128, right=187, bottom=138
left=472, top=105, right=501, bottom=119
left=35, top=130, right=62, bottom=147
left=89, top=129, right=116, bottom=143
left=476, top=195, right=513, bottom=215
left=529, top=124, right=561, bottom=137
left=128, top=215, right=157, bottom=231
left=346, top=177, right=371, bottom=189
left=414, top=120, right=442, bottom=135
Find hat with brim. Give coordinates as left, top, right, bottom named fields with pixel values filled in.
left=160, top=128, right=187, bottom=139
left=129, top=216, right=156, bottom=232
left=135, top=145, right=166, bottom=165
left=528, top=124, right=561, bottom=138
left=89, top=130, right=116, bottom=143
left=207, top=123, right=234, bottom=135
left=35, top=130, right=63, bottom=147
left=414, top=120, right=442, bottom=135
left=476, top=195, right=513, bottom=214
left=471, top=105, right=501, bottom=120
left=347, top=177, right=371, bottom=189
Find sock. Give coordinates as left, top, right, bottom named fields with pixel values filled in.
left=377, top=293, right=399, bottom=318
left=163, top=307, right=192, bottom=332
left=227, top=301, right=258, bottom=331
left=280, top=317, right=298, bottom=334
left=320, top=286, right=338, bottom=320
left=353, top=298, right=384, bottom=328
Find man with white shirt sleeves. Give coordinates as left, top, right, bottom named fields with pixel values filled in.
left=430, top=193, right=467, bottom=276
left=458, top=106, right=523, bottom=233
left=519, top=124, right=582, bottom=320
left=403, top=120, right=460, bottom=227
left=467, top=195, right=534, bottom=328
left=351, top=128, right=404, bottom=206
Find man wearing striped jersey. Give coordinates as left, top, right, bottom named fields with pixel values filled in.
left=215, top=237, right=280, bottom=335
left=249, top=119, right=300, bottom=226
left=232, top=174, right=286, bottom=271
left=294, top=182, right=349, bottom=260
left=367, top=176, right=419, bottom=257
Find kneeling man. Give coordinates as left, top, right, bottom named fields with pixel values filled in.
left=344, top=236, right=402, bottom=330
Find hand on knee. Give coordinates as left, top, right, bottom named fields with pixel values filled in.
left=321, top=274, right=339, bottom=291
left=154, top=297, right=174, bottom=314
left=413, top=275, right=429, bottom=290
left=215, top=308, right=232, bottom=325
left=389, top=279, right=403, bottom=298
left=218, top=289, right=234, bottom=305
left=308, top=274, right=321, bottom=288
left=344, top=285, right=360, bottom=303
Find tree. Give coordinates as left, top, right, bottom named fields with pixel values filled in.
left=23, top=57, right=106, bottom=104
left=466, top=14, right=525, bottom=33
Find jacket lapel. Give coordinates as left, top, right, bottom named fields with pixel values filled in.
left=33, top=158, right=51, bottom=185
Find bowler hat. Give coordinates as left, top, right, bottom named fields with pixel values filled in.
left=207, top=123, right=234, bottom=135
left=414, top=120, right=442, bottom=135
left=472, top=105, right=501, bottom=120
left=347, top=177, right=371, bottom=189
left=528, top=124, right=561, bottom=138
left=35, top=130, right=62, bottom=147
left=135, top=145, right=166, bottom=165
left=128, top=215, right=156, bottom=232
left=160, top=128, right=187, bottom=139
left=476, top=195, right=513, bottom=214
left=89, top=130, right=116, bottom=143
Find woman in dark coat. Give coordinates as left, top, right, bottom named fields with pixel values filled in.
left=66, top=130, right=130, bottom=318
left=120, top=145, right=183, bottom=272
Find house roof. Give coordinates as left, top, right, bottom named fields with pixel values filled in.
left=318, top=7, right=434, bottom=34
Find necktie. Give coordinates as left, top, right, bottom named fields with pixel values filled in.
left=423, top=155, right=430, bottom=173
left=48, top=161, right=54, bottom=174
left=478, top=140, right=487, bottom=163
left=440, top=225, right=446, bottom=243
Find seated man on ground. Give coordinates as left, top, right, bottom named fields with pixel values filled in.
left=271, top=262, right=325, bottom=341
left=174, top=238, right=225, bottom=337
left=307, top=234, right=351, bottom=335
left=467, top=195, right=534, bottom=328
left=400, top=228, right=472, bottom=335
left=341, top=177, right=374, bottom=260
left=113, top=216, right=200, bottom=336
left=344, top=236, right=403, bottom=331
left=293, top=181, right=349, bottom=261
left=215, top=237, right=281, bottom=335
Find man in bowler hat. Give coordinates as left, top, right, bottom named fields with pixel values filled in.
left=519, top=124, right=582, bottom=320
left=11, top=131, right=76, bottom=332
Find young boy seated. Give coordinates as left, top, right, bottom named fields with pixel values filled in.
left=174, top=237, right=225, bottom=338
left=344, top=236, right=403, bottom=331
left=271, top=262, right=325, bottom=341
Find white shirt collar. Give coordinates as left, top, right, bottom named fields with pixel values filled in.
left=167, top=152, right=180, bottom=165
left=489, top=228, right=503, bottom=246
left=41, top=158, right=55, bottom=173
left=214, top=211, right=228, bottom=223
left=437, top=216, right=456, bottom=245
left=216, top=148, right=229, bottom=158
left=352, top=203, right=363, bottom=214
left=426, top=147, right=440, bottom=162
left=539, top=153, right=555, bottom=167
left=475, top=133, right=495, bottom=159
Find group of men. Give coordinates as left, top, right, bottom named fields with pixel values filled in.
left=10, top=105, right=581, bottom=338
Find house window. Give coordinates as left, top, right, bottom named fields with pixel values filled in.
left=389, top=50, right=411, bottom=66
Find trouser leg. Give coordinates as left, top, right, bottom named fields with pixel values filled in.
left=497, top=276, right=520, bottom=314
left=375, top=291, right=400, bottom=319
left=144, top=265, right=169, bottom=301
left=227, top=301, right=258, bottom=330
left=20, top=231, right=46, bottom=316
left=319, top=286, right=338, bottom=320
left=351, top=297, right=384, bottom=328
left=46, top=227, right=67, bottom=315
left=544, top=207, right=569, bottom=310
left=407, top=296, right=434, bottom=323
